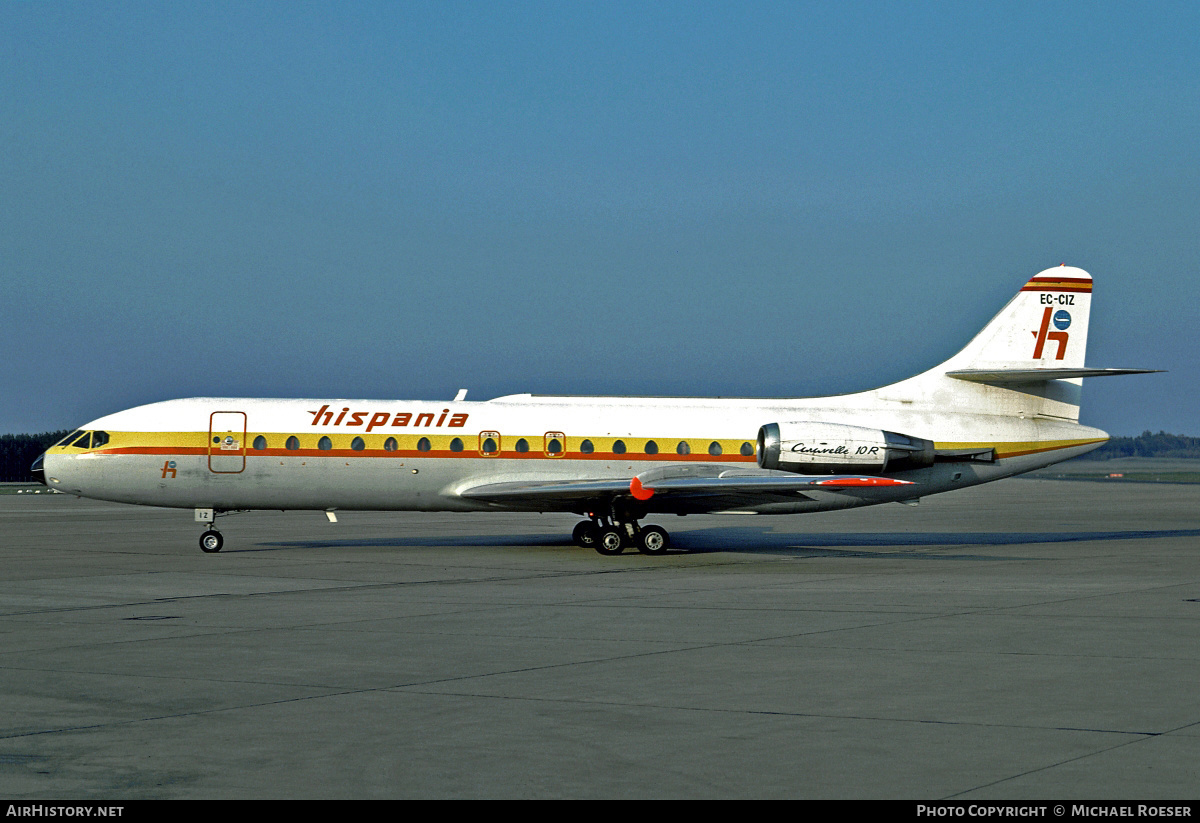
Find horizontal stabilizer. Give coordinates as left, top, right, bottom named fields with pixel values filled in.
left=946, top=368, right=1161, bottom=384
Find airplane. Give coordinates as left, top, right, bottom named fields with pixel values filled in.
left=32, top=266, right=1157, bottom=556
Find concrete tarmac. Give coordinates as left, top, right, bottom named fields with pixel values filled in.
left=1, top=477, right=1199, bottom=799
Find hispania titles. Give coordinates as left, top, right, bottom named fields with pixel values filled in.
left=307, top=405, right=469, bottom=432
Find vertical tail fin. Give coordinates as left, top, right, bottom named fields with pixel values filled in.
left=943, top=266, right=1092, bottom=372
left=883, top=266, right=1094, bottom=421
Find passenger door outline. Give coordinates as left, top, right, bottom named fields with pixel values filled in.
left=208, top=411, right=247, bottom=474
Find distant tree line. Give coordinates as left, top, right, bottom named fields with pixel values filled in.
left=0, top=431, right=70, bottom=482
left=1079, top=430, right=1200, bottom=460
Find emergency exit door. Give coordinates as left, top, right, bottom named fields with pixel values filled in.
left=208, top=411, right=247, bottom=473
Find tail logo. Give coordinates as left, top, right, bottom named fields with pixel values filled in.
left=1033, top=307, right=1069, bottom=360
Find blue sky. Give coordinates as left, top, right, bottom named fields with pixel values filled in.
left=2, top=1, right=1196, bottom=435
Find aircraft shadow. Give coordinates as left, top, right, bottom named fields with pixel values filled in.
left=251, top=527, right=1200, bottom=558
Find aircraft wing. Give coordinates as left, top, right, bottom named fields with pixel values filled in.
left=458, top=465, right=914, bottom=513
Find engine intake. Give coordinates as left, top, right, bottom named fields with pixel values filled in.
left=757, top=421, right=935, bottom=475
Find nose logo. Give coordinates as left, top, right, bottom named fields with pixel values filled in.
left=161, top=460, right=177, bottom=479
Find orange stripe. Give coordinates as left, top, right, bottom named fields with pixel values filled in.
left=1021, top=278, right=1092, bottom=292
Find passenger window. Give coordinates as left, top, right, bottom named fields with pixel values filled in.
left=580, top=439, right=594, bottom=454
left=417, top=437, right=432, bottom=452
left=351, top=437, right=365, bottom=451
left=613, top=440, right=626, bottom=454
left=708, top=441, right=722, bottom=456
left=91, top=431, right=110, bottom=448
left=253, top=435, right=267, bottom=450
left=644, top=440, right=658, bottom=455
left=741, top=441, right=754, bottom=457
left=384, top=437, right=398, bottom=451
left=515, top=438, right=529, bottom=453
left=318, top=436, right=332, bottom=450
left=286, top=436, right=300, bottom=450
left=676, top=441, right=690, bottom=455
left=450, top=437, right=464, bottom=452
left=545, top=432, right=565, bottom=457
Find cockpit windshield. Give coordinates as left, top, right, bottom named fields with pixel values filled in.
left=57, top=430, right=110, bottom=449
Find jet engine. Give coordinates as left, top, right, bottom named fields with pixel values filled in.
left=757, top=422, right=935, bottom=475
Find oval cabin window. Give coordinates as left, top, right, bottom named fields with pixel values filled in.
left=708, top=441, right=722, bottom=456
left=384, top=437, right=398, bottom=451
left=613, top=440, right=626, bottom=454
left=351, top=437, right=365, bottom=451
left=286, top=436, right=300, bottom=450
left=417, top=437, right=432, bottom=452
left=318, top=436, right=333, bottom=450
left=253, top=435, right=267, bottom=450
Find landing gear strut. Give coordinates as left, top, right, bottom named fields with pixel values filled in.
left=572, top=513, right=671, bottom=556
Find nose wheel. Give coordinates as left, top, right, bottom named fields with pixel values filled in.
left=199, top=529, right=223, bottom=553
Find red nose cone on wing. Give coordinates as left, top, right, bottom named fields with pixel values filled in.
left=630, top=477, right=654, bottom=500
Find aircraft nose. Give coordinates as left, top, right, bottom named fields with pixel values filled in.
left=31, top=452, right=46, bottom=486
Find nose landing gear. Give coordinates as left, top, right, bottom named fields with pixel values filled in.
left=196, top=508, right=230, bottom=553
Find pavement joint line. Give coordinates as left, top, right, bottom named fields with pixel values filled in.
left=942, top=718, right=1200, bottom=799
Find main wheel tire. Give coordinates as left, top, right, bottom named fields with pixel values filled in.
left=199, top=530, right=224, bottom=553
left=637, top=525, right=670, bottom=555
left=594, top=528, right=625, bottom=555
left=572, top=521, right=599, bottom=548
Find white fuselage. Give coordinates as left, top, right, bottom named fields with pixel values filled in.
left=41, top=391, right=1106, bottom=515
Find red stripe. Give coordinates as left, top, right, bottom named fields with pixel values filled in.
left=1021, top=286, right=1092, bottom=293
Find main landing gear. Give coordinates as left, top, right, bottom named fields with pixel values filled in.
left=572, top=515, right=671, bottom=556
